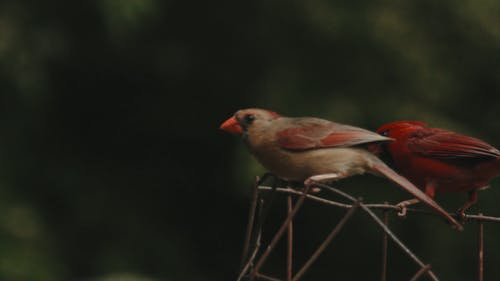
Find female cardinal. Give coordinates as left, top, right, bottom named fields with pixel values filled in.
left=374, top=121, right=500, bottom=217
left=220, top=108, right=461, bottom=229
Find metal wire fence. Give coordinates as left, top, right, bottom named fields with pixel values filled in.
left=236, top=175, right=499, bottom=281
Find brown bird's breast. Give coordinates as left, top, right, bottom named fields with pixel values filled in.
left=249, top=143, right=373, bottom=182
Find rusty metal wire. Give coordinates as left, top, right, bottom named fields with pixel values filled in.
left=381, top=207, right=389, bottom=281
left=409, top=265, right=432, bottom=281
left=292, top=201, right=360, bottom=281
left=286, top=196, right=293, bottom=281
left=478, top=214, right=484, bottom=281
left=237, top=178, right=498, bottom=281
left=257, top=186, right=500, bottom=223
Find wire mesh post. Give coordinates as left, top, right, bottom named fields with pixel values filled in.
left=244, top=182, right=500, bottom=281
left=381, top=205, right=389, bottom=281
left=255, top=273, right=282, bottom=281
left=249, top=184, right=312, bottom=281
left=292, top=200, right=361, bottom=281
left=478, top=213, right=484, bottom=281
left=287, top=195, right=293, bottom=281
left=315, top=183, right=441, bottom=281
left=237, top=197, right=265, bottom=281
left=241, top=176, right=261, bottom=269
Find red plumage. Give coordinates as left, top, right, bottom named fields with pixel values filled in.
left=277, top=121, right=389, bottom=150
left=375, top=121, right=500, bottom=215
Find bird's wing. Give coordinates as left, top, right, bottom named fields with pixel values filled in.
left=408, top=128, right=500, bottom=160
left=276, top=118, right=391, bottom=151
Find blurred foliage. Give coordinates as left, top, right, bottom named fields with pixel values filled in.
left=0, top=0, right=498, bottom=280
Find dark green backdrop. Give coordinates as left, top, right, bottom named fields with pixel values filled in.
left=0, top=0, right=498, bottom=280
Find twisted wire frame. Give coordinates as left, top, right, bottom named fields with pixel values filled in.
left=236, top=175, right=499, bottom=281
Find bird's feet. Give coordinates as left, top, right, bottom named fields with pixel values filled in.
left=304, top=173, right=343, bottom=186
left=304, top=173, right=341, bottom=193
left=303, top=178, right=316, bottom=188
left=455, top=193, right=476, bottom=224
left=455, top=209, right=468, bottom=223
left=302, top=179, right=322, bottom=193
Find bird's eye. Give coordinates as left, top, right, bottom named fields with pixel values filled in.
left=381, top=130, right=389, bottom=136
left=244, top=114, right=255, bottom=125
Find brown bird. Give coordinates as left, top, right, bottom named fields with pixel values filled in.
left=220, top=108, right=461, bottom=230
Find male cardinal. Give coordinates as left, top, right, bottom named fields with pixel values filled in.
left=374, top=121, right=500, bottom=217
left=220, top=108, right=461, bottom=229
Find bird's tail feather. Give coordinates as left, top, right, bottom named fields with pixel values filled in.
left=371, top=159, right=462, bottom=231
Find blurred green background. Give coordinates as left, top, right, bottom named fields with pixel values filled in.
left=0, top=0, right=498, bottom=280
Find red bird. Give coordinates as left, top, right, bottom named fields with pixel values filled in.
left=374, top=121, right=500, bottom=217
left=220, top=108, right=461, bottom=229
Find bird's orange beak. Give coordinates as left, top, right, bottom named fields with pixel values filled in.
left=220, top=116, right=243, bottom=134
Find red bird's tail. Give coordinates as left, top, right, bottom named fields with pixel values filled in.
left=370, top=160, right=463, bottom=231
